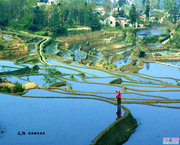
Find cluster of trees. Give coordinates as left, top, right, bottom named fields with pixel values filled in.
left=163, top=0, right=180, bottom=23
left=170, top=24, right=180, bottom=48
left=141, top=0, right=180, bottom=23
left=0, top=0, right=101, bottom=36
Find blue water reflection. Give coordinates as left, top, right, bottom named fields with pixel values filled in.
left=0, top=94, right=117, bottom=145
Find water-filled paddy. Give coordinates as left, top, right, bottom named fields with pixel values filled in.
left=44, top=42, right=58, bottom=55
left=3, top=36, right=12, bottom=41
left=126, top=90, right=180, bottom=99
left=155, top=50, right=176, bottom=53
left=57, top=49, right=72, bottom=59
left=85, top=77, right=117, bottom=83
left=124, top=104, right=180, bottom=145
left=113, top=56, right=131, bottom=68
left=2, top=76, right=28, bottom=84
left=136, top=29, right=164, bottom=38
left=0, top=94, right=117, bottom=145
left=89, top=56, right=101, bottom=62
left=0, top=60, right=23, bottom=69
left=28, top=44, right=35, bottom=52
left=138, top=63, right=180, bottom=79
left=21, top=75, right=45, bottom=86
left=164, top=61, right=180, bottom=66
left=66, top=80, right=123, bottom=93
left=148, top=44, right=161, bottom=48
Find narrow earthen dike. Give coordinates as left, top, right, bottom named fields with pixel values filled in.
left=91, top=105, right=138, bottom=145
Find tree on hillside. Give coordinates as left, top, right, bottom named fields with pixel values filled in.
left=40, top=0, right=48, bottom=2
left=88, top=10, right=101, bottom=31
left=119, top=9, right=126, bottom=17
left=145, top=0, right=150, bottom=20
left=163, top=0, right=179, bottom=23
left=118, top=0, right=126, bottom=7
left=129, top=4, right=137, bottom=26
left=103, top=0, right=111, bottom=13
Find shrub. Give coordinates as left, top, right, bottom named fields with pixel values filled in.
left=3, top=86, right=10, bottom=93
left=139, top=51, right=146, bottom=58
left=0, top=45, right=4, bottom=51
left=13, top=83, right=25, bottom=93
left=28, top=26, right=39, bottom=32
left=144, top=35, right=159, bottom=43
left=35, top=31, right=48, bottom=36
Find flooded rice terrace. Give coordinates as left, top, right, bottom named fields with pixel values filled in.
left=0, top=27, right=180, bottom=145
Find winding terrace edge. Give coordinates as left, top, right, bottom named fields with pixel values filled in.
left=91, top=105, right=138, bottom=145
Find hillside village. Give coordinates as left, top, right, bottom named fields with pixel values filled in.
left=37, top=0, right=179, bottom=29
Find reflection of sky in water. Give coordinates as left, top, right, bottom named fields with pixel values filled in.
left=126, top=86, right=180, bottom=91
left=70, top=44, right=85, bottom=62
left=95, top=52, right=102, bottom=57
left=89, top=56, right=101, bottom=62
left=55, top=67, right=80, bottom=74
left=63, top=75, right=83, bottom=82
left=44, top=42, right=58, bottom=55
left=0, top=67, right=18, bottom=72
left=2, top=76, right=28, bottom=84
left=0, top=60, right=23, bottom=68
left=29, top=53, right=36, bottom=56
left=74, top=49, right=86, bottom=62
left=122, top=82, right=169, bottom=87
left=60, top=49, right=72, bottom=59
left=164, top=61, right=180, bottom=66
left=3, top=36, right=12, bottom=41
left=157, top=78, right=177, bottom=85
left=155, top=50, right=175, bottom=53
left=154, top=103, right=180, bottom=107
left=28, top=44, right=35, bottom=52
left=47, top=58, right=72, bottom=67
left=21, top=64, right=35, bottom=68
left=138, top=63, right=180, bottom=79
left=113, top=56, right=132, bottom=68
left=45, top=59, right=111, bottom=76
left=73, top=75, right=83, bottom=81
left=116, top=48, right=131, bottom=54
left=126, top=90, right=180, bottom=99
left=21, top=75, right=45, bottom=86
left=85, top=77, right=117, bottom=83
left=66, top=80, right=123, bottom=92
left=78, top=68, right=113, bottom=77
left=136, top=29, right=164, bottom=38
left=126, top=73, right=161, bottom=84
left=124, top=104, right=180, bottom=145
left=122, top=93, right=162, bottom=100
left=107, top=56, right=113, bottom=61
left=0, top=93, right=117, bottom=145
left=148, top=44, right=161, bottom=48
left=70, top=63, right=85, bottom=67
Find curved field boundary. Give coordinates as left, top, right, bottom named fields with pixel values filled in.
left=39, top=38, right=51, bottom=65
left=91, top=105, right=138, bottom=145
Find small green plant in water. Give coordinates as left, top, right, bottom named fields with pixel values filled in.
left=43, top=67, right=62, bottom=87
left=1, top=130, right=4, bottom=134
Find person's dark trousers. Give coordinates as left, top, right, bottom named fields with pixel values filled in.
left=117, top=98, right=121, bottom=105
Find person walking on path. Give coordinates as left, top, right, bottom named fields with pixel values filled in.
left=116, top=89, right=121, bottom=105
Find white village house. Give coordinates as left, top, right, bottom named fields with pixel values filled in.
left=100, top=14, right=116, bottom=27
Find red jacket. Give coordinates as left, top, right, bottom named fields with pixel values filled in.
left=116, top=90, right=121, bottom=98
